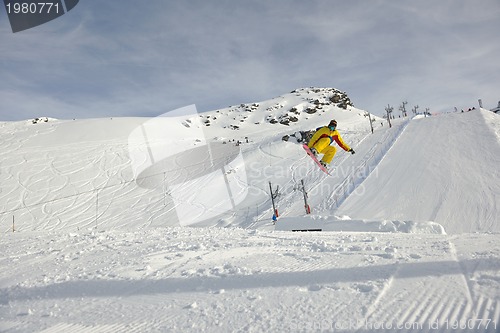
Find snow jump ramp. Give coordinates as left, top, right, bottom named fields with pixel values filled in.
left=275, top=216, right=446, bottom=234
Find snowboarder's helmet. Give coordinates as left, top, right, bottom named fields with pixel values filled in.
left=329, top=120, right=337, bottom=130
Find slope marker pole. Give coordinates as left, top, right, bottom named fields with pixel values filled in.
left=269, top=181, right=279, bottom=222
left=300, top=179, right=311, bottom=214
left=95, top=190, right=99, bottom=229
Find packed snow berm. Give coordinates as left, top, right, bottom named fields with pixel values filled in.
left=1, top=88, right=499, bottom=332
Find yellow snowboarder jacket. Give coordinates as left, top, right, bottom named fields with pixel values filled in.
left=308, top=126, right=351, bottom=152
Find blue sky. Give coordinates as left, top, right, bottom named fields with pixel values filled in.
left=1, top=0, right=499, bottom=121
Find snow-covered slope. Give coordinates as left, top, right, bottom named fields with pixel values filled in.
left=0, top=87, right=375, bottom=231
left=336, top=109, right=500, bottom=234
left=1, top=90, right=499, bottom=332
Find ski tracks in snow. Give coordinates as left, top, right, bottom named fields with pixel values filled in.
left=248, top=119, right=411, bottom=223
left=1, top=228, right=499, bottom=332
left=360, top=236, right=500, bottom=333
left=1, top=133, right=164, bottom=231
left=324, top=117, right=412, bottom=213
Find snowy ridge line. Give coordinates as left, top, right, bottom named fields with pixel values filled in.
left=327, top=117, right=412, bottom=210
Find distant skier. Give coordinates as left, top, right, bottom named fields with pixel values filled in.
left=307, top=120, right=355, bottom=169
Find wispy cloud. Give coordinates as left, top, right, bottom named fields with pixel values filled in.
left=1, top=0, right=499, bottom=121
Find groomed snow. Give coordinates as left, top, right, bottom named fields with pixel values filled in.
left=1, top=90, right=499, bottom=332
left=336, top=110, right=500, bottom=234
left=1, top=228, right=499, bottom=332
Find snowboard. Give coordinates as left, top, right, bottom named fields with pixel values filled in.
left=302, top=144, right=330, bottom=175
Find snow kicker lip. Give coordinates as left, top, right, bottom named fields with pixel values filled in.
left=128, top=105, right=248, bottom=226
left=275, top=216, right=446, bottom=234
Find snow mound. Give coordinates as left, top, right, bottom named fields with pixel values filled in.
left=275, top=215, right=446, bottom=234
left=336, top=109, right=500, bottom=234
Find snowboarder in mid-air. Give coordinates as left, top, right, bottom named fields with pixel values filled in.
left=307, top=120, right=355, bottom=169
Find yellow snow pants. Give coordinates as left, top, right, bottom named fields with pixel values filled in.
left=312, top=138, right=337, bottom=164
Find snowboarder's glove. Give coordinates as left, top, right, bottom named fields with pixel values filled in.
left=349, top=149, right=355, bottom=154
